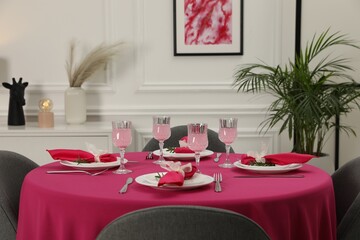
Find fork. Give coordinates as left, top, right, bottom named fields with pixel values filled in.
left=213, top=173, right=222, bottom=192
left=47, top=168, right=109, bottom=176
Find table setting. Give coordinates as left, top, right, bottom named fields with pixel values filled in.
left=16, top=117, right=336, bottom=240
left=43, top=113, right=320, bottom=191
left=44, top=116, right=317, bottom=189
left=45, top=146, right=216, bottom=191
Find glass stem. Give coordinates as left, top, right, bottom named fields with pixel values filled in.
left=118, top=148, right=126, bottom=170
left=159, top=141, right=164, bottom=161
left=195, top=152, right=201, bottom=173
left=225, top=145, right=231, bottom=164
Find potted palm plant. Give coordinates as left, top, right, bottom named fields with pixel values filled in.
left=233, top=29, right=360, bottom=157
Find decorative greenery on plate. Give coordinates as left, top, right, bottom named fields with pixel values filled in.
left=155, top=172, right=164, bottom=180
left=248, top=161, right=275, bottom=167
left=166, top=147, right=176, bottom=153
left=74, top=158, right=91, bottom=164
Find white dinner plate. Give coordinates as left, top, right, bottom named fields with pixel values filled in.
left=233, top=161, right=302, bottom=174
left=152, top=149, right=214, bottom=161
left=135, top=172, right=214, bottom=190
left=60, top=159, right=121, bottom=170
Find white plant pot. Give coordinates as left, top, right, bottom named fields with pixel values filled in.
left=307, top=155, right=334, bottom=174
left=64, top=87, right=86, bottom=124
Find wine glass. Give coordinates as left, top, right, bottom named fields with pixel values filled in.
left=187, top=123, right=208, bottom=173
left=218, top=118, right=238, bottom=168
left=112, top=120, right=132, bottom=174
left=152, top=116, right=171, bottom=164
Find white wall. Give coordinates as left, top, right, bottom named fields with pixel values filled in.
left=0, top=0, right=359, bottom=170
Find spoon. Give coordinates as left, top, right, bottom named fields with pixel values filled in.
left=119, top=177, right=133, bottom=194
left=214, top=153, right=221, bottom=163
left=146, top=152, right=153, bottom=159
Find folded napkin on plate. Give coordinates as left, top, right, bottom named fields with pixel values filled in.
left=173, top=136, right=194, bottom=153
left=174, top=147, right=194, bottom=153
left=47, top=149, right=117, bottom=163
left=157, top=161, right=197, bottom=186
left=241, top=152, right=315, bottom=165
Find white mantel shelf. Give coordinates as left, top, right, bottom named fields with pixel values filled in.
left=0, top=122, right=113, bottom=165
left=0, top=121, right=112, bottom=136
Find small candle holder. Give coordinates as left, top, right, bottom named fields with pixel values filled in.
left=38, top=98, right=54, bottom=128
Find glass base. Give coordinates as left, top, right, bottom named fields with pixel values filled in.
left=113, top=169, right=132, bottom=174
left=153, top=159, right=166, bottom=164
left=219, top=163, right=234, bottom=168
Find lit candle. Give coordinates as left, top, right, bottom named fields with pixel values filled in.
left=38, top=98, right=54, bottom=128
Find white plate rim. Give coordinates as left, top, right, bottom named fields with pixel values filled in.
left=152, top=149, right=214, bottom=160
left=233, top=161, right=302, bottom=174
left=135, top=172, right=214, bottom=190
left=59, top=159, right=120, bottom=170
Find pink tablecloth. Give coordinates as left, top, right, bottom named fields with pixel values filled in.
left=16, top=152, right=336, bottom=240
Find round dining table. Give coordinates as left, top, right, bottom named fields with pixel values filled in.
left=16, top=152, right=336, bottom=240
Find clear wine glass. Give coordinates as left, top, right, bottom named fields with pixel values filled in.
left=218, top=118, right=238, bottom=168
left=112, top=120, right=132, bottom=174
left=152, top=116, right=171, bottom=164
left=187, top=123, right=208, bottom=173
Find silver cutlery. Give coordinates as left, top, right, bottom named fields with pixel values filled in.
left=146, top=152, right=153, bottom=159
left=46, top=168, right=109, bottom=176
left=119, top=177, right=133, bottom=194
left=234, top=174, right=304, bottom=178
left=214, top=153, right=221, bottom=163
left=213, top=173, right=222, bottom=192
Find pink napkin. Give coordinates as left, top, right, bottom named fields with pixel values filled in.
left=174, top=147, right=194, bottom=153
left=158, top=162, right=197, bottom=186
left=174, top=136, right=195, bottom=153
left=158, top=172, right=185, bottom=186
left=241, top=152, right=315, bottom=165
left=47, top=149, right=117, bottom=163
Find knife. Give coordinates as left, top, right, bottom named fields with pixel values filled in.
left=234, top=175, right=304, bottom=178
left=119, top=177, right=133, bottom=194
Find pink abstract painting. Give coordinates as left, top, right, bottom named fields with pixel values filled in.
left=184, top=0, right=232, bottom=45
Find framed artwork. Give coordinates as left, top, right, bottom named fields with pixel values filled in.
left=173, top=0, right=244, bottom=56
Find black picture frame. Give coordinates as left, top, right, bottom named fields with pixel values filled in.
left=173, top=0, right=244, bottom=56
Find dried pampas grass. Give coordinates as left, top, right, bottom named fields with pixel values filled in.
left=66, top=40, right=123, bottom=87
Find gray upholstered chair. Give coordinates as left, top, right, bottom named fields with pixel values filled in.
left=332, top=156, right=360, bottom=240
left=0, top=150, right=38, bottom=240
left=96, top=205, right=270, bottom=240
left=337, top=193, right=360, bottom=240
left=142, top=125, right=234, bottom=153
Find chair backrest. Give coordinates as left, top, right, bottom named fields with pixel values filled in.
left=0, top=150, right=38, bottom=239
left=96, top=205, right=270, bottom=240
left=142, top=125, right=234, bottom=153
left=337, top=193, right=360, bottom=240
left=332, top=156, right=360, bottom=225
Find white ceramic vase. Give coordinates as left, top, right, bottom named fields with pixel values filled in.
left=64, top=87, right=86, bottom=124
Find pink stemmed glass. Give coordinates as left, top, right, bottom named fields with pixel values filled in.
left=187, top=123, right=208, bottom=173
left=112, top=120, right=132, bottom=174
left=152, top=116, right=171, bottom=164
left=218, top=118, right=238, bottom=168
